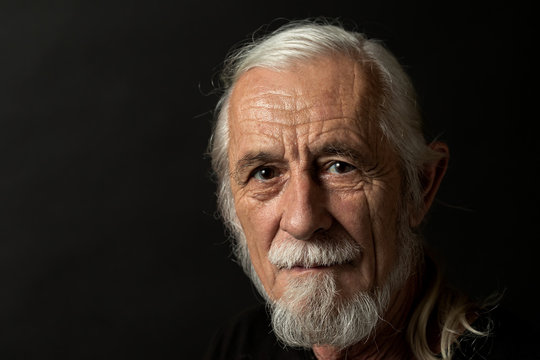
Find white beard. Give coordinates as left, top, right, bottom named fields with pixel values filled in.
left=263, top=219, right=419, bottom=350
left=266, top=234, right=385, bottom=350
left=269, top=271, right=384, bottom=350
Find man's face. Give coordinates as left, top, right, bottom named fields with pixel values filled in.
left=227, top=56, right=404, bottom=303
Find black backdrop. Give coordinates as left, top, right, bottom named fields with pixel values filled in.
left=0, top=1, right=536, bottom=359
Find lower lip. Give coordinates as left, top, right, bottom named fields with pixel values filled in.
left=289, top=265, right=332, bottom=273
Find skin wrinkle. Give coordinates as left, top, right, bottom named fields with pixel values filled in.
left=236, top=65, right=364, bottom=128
left=238, top=90, right=337, bottom=126
left=231, top=121, right=374, bottom=155
left=231, top=121, right=376, bottom=187
left=363, top=188, right=378, bottom=296
left=236, top=116, right=364, bottom=125
left=237, top=155, right=377, bottom=203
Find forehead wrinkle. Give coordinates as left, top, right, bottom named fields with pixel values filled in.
left=234, top=115, right=357, bottom=129
left=235, top=90, right=354, bottom=127
left=236, top=106, right=347, bottom=127
left=341, top=61, right=364, bottom=124
left=228, top=57, right=378, bottom=166
left=237, top=90, right=299, bottom=112
left=234, top=126, right=284, bottom=145
left=232, top=116, right=373, bottom=157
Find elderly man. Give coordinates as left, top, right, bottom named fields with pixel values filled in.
left=204, top=21, right=499, bottom=359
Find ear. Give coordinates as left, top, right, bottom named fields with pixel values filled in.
left=410, top=141, right=449, bottom=227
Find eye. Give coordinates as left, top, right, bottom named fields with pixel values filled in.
left=252, top=167, right=277, bottom=181
left=327, top=161, right=356, bottom=174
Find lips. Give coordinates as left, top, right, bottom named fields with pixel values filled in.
left=281, top=260, right=353, bottom=271
left=291, top=264, right=328, bottom=270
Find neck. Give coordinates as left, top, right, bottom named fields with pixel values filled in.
left=312, top=274, right=420, bottom=360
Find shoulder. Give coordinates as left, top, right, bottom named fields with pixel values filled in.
left=454, top=305, right=540, bottom=360
left=202, top=305, right=313, bottom=360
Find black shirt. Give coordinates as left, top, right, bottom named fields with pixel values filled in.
left=203, top=305, right=539, bottom=359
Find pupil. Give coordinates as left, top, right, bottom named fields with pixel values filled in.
left=261, top=168, right=272, bottom=178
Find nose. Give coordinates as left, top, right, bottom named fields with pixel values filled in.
left=279, top=171, right=332, bottom=240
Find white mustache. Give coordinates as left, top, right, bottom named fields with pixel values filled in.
left=268, top=233, right=361, bottom=270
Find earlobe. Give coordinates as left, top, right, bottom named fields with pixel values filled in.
left=410, top=141, right=449, bottom=227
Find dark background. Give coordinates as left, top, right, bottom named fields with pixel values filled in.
left=0, top=1, right=535, bottom=358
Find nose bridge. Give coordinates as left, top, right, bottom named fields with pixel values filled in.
left=280, top=169, right=331, bottom=240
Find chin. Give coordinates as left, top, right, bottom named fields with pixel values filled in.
left=269, top=270, right=382, bottom=350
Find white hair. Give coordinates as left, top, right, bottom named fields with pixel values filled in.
left=209, top=19, right=490, bottom=360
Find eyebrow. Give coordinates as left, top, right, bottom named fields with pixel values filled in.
left=317, top=144, right=365, bottom=161
left=233, top=145, right=366, bottom=172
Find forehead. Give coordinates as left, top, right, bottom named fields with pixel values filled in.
left=226, top=55, right=389, bottom=164
left=228, top=56, right=367, bottom=128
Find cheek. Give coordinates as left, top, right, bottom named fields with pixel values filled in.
left=367, top=185, right=401, bottom=242
left=330, top=192, right=377, bottom=287
left=363, top=187, right=403, bottom=281
left=234, top=196, right=281, bottom=289
left=330, top=187, right=402, bottom=288
left=236, top=197, right=278, bottom=247
left=330, top=191, right=373, bottom=245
